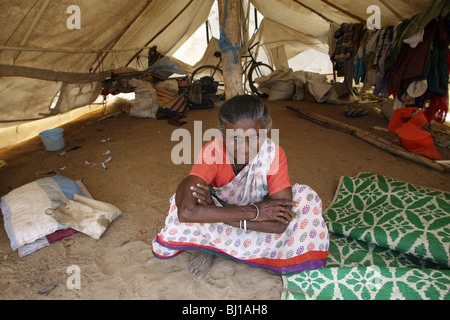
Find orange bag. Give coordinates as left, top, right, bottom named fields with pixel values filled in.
left=388, top=107, right=442, bottom=160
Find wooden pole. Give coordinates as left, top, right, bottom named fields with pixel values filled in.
left=125, top=0, right=194, bottom=67
left=218, top=0, right=244, bottom=100
left=286, top=106, right=450, bottom=173
left=320, top=0, right=366, bottom=23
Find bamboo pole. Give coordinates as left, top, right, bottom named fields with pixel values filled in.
left=218, top=0, right=244, bottom=99
left=320, top=0, right=365, bottom=23
left=286, top=106, right=450, bottom=173
left=125, top=0, right=194, bottom=67
left=379, top=0, right=404, bottom=21
left=13, top=0, right=52, bottom=62
left=91, top=0, right=153, bottom=73
left=293, top=0, right=337, bottom=24
left=0, top=45, right=150, bottom=54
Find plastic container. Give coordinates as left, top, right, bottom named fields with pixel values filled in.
left=39, top=128, right=65, bottom=151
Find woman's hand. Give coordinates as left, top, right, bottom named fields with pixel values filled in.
left=254, top=199, right=297, bottom=224
left=190, top=184, right=296, bottom=224
left=190, top=183, right=213, bottom=205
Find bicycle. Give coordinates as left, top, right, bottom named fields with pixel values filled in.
left=189, top=42, right=273, bottom=100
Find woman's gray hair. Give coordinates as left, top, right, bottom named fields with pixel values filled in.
left=218, top=95, right=272, bottom=131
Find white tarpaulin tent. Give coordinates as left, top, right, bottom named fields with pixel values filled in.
left=0, top=0, right=445, bottom=125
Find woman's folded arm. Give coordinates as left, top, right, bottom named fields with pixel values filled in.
left=175, top=175, right=256, bottom=223
left=176, top=176, right=296, bottom=234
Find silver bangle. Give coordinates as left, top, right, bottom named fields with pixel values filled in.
left=251, top=204, right=259, bottom=221
left=243, top=219, right=247, bottom=231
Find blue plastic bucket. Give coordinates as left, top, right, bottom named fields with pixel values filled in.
left=39, top=128, right=65, bottom=151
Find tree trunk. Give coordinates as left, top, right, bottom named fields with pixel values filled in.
left=218, top=0, right=244, bottom=100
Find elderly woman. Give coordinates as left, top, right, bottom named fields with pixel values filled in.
left=152, top=95, right=328, bottom=279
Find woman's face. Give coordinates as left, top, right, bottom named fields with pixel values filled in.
left=223, top=118, right=265, bottom=165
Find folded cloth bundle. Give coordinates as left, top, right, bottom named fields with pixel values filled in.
left=46, top=193, right=122, bottom=240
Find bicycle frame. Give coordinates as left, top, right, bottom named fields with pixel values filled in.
left=190, top=41, right=271, bottom=97
left=212, top=41, right=261, bottom=76
left=241, top=41, right=260, bottom=75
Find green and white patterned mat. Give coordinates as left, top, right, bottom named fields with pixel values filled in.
left=282, top=173, right=450, bottom=300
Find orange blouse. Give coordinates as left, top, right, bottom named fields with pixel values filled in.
left=190, top=138, right=291, bottom=196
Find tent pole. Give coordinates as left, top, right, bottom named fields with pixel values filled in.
left=125, top=0, right=194, bottom=68
left=91, top=0, right=153, bottom=74
left=206, top=20, right=210, bottom=44
left=13, top=0, right=51, bottom=62
left=292, top=0, right=336, bottom=24
left=218, top=0, right=244, bottom=99
left=320, top=0, right=365, bottom=23
left=379, top=0, right=404, bottom=21
left=0, top=0, right=40, bottom=56
left=0, top=45, right=146, bottom=54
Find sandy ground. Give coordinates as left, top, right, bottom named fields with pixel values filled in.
left=0, top=97, right=449, bottom=300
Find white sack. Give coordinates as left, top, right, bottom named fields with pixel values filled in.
left=128, top=78, right=159, bottom=118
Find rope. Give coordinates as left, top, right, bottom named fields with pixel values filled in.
left=219, top=0, right=242, bottom=65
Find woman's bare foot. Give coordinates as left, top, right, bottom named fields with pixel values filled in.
left=189, top=252, right=215, bottom=279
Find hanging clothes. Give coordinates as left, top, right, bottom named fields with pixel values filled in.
left=359, top=30, right=380, bottom=93
left=353, top=29, right=374, bottom=85
left=384, top=0, right=449, bottom=72
left=387, top=20, right=438, bottom=97
left=372, top=43, right=392, bottom=98
left=331, top=23, right=364, bottom=77
left=353, top=47, right=365, bottom=85
left=372, top=26, right=394, bottom=67
left=328, top=22, right=341, bottom=59
left=372, top=21, right=410, bottom=98
left=403, top=28, right=424, bottom=48
left=423, top=19, right=449, bottom=124
left=427, top=19, right=449, bottom=98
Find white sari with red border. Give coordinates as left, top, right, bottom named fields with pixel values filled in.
left=152, top=138, right=329, bottom=274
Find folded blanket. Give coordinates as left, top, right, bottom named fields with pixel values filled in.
left=1, top=176, right=90, bottom=257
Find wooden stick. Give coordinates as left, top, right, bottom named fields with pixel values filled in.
left=286, top=106, right=450, bottom=173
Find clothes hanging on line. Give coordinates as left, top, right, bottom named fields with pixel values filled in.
left=387, top=20, right=438, bottom=97
left=328, top=11, right=449, bottom=124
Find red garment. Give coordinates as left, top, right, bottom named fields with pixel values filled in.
left=388, top=107, right=441, bottom=160
left=423, top=93, right=449, bottom=124
left=447, top=51, right=450, bottom=74
left=190, top=138, right=291, bottom=196
left=46, top=228, right=77, bottom=243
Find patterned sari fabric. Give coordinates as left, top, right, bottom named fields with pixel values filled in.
left=152, top=139, right=329, bottom=274
left=283, top=173, right=450, bottom=300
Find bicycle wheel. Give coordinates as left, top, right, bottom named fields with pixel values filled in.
left=190, top=65, right=225, bottom=101
left=248, top=62, right=273, bottom=97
